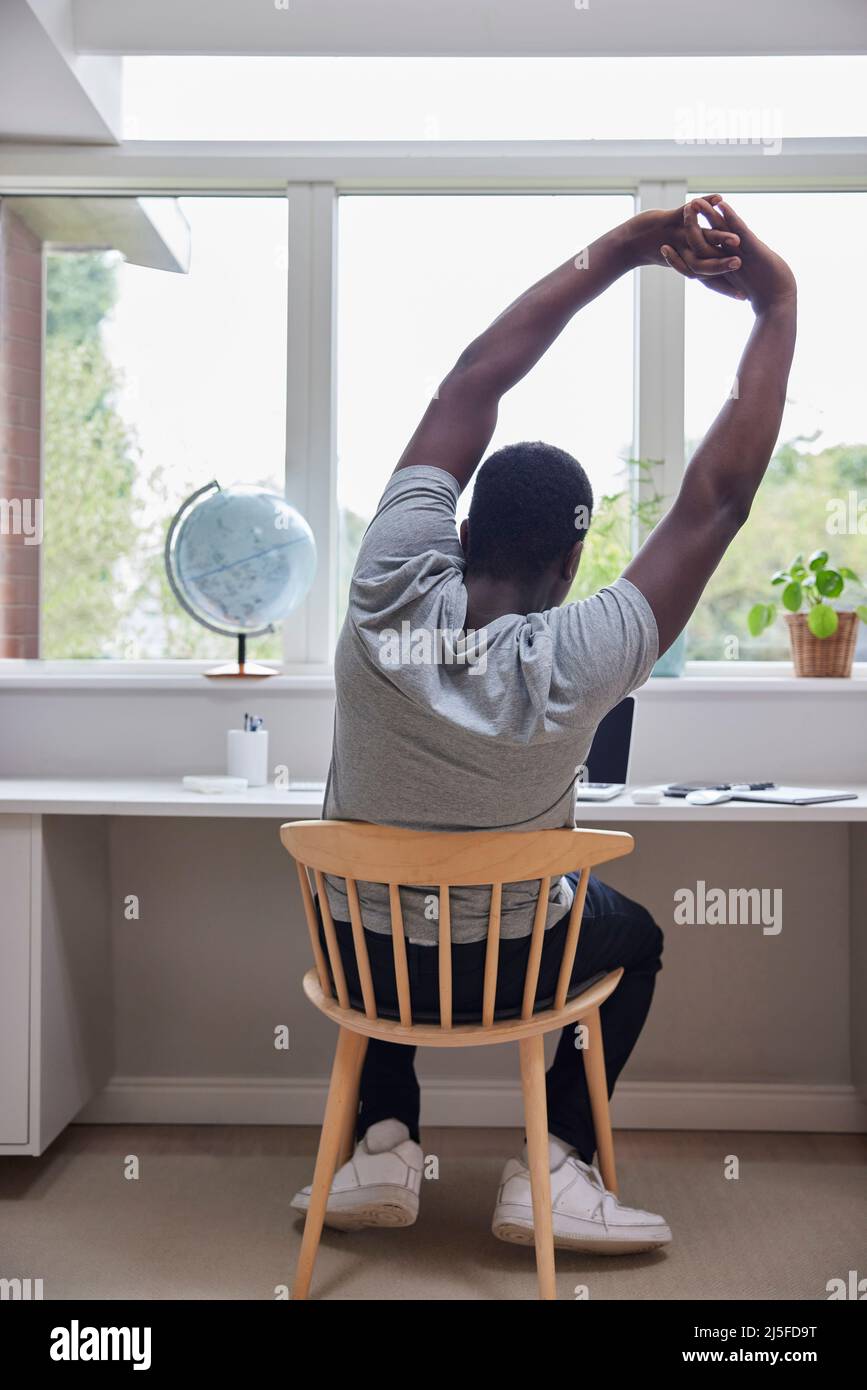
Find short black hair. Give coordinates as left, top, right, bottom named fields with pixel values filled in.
left=465, top=441, right=593, bottom=582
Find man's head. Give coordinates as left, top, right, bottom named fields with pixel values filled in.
left=459, top=441, right=593, bottom=612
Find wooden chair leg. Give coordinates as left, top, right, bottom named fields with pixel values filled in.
left=292, top=1027, right=368, bottom=1301
left=518, top=1034, right=557, bottom=1301
left=581, top=1005, right=618, bottom=1196
left=337, top=1035, right=368, bottom=1168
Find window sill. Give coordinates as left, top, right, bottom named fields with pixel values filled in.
left=0, top=660, right=865, bottom=693
left=0, top=661, right=335, bottom=692
left=639, top=667, right=867, bottom=696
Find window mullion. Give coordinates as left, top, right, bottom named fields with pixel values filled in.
left=282, top=182, right=338, bottom=667
left=633, top=179, right=687, bottom=541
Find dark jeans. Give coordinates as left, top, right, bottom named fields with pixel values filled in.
left=320, top=874, right=663, bottom=1165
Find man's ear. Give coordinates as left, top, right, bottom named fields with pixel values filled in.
left=459, top=518, right=469, bottom=555
left=563, top=537, right=583, bottom=583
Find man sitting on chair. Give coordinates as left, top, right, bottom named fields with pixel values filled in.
left=293, top=197, right=797, bottom=1252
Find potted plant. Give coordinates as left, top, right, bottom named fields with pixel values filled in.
left=747, top=550, right=867, bottom=677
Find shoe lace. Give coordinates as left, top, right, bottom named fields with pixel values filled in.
left=572, top=1158, right=620, bottom=1231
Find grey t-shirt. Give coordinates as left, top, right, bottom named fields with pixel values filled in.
left=323, top=465, right=658, bottom=945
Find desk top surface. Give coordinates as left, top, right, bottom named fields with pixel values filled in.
left=1, top=777, right=866, bottom=821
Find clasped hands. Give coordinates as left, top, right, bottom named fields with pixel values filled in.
left=629, top=195, right=796, bottom=313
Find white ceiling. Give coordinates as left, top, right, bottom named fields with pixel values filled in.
left=1, top=0, right=866, bottom=147
left=73, top=0, right=867, bottom=58
left=0, top=1, right=120, bottom=143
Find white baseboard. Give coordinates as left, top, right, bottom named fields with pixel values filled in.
left=78, top=1076, right=867, bottom=1133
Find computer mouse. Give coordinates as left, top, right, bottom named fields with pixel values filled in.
left=686, top=788, right=734, bottom=806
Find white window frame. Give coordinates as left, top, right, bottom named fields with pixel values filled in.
left=0, top=138, right=864, bottom=679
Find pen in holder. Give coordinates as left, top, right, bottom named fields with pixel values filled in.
left=227, top=713, right=269, bottom=788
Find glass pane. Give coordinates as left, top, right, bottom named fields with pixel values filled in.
left=336, top=194, right=635, bottom=624
left=41, top=197, right=288, bottom=660
left=124, top=56, right=867, bottom=141
left=684, top=192, right=867, bottom=661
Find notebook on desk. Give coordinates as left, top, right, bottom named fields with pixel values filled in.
left=665, top=782, right=857, bottom=806
left=736, top=786, right=858, bottom=805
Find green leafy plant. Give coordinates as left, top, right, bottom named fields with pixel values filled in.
left=748, top=550, right=867, bottom=640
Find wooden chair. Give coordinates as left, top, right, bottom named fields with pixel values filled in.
left=280, top=818, right=634, bottom=1301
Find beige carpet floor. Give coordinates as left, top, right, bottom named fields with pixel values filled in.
left=1, top=1126, right=864, bottom=1301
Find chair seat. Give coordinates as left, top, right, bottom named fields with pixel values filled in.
left=302, top=965, right=624, bottom=1048
left=328, top=969, right=611, bottom=1025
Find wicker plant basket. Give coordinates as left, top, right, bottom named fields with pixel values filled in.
left=785, top=611, right=858, bottom=677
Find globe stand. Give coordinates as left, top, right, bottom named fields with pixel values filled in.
left=205, top=633, right=278, bottom=680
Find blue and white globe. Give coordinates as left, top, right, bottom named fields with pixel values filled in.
left=166, top=482, right=316, bottom=636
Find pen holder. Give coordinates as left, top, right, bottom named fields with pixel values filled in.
left=226, top=729, right=269, bottom=788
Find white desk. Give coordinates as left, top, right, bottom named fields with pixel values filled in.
left=2, top=778, right=866, bottom=1154
left=1, top=777, right=866, bottom=820
left=0, top=778, right=327, bottom=820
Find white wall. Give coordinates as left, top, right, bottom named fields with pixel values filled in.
left=0, top=676, right=864, bottom=786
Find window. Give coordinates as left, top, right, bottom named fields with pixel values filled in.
left=123, top=56, right=867, bottom=142
left=5, top=146, right=865, bottom=672
left=684, top=192, right=867, bottom=661
left=40, top=197, right=288, bottom=660
left=336, top=193, right=635, bottom=623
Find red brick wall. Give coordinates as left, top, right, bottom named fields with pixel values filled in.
left=0, top=203, right=42, bottom=658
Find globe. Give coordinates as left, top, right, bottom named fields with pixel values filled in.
left=165, top=480, right=317, bottom=676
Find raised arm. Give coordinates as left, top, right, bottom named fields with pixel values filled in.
left=394, top=201, right=742, bottom=492
left=624, top=199, right=798, bottom=654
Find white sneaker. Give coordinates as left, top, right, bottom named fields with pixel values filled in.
left=291, top=1118, right=423, bottom=1231
left=492, top=1135, right=672, bottom=1255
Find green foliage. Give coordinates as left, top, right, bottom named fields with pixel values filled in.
left=567, top=459, right=663, bottom=603
left=747, top=602, right=776, bottom=638
left=42, top=252, right=149, bottom=656
left=45, top=252, right=118, bottom=345
left=747, top=548, right=865, bottom=643
left=42, top=251, right=280, bottom=663
left=41, top=300, right=144, bottom=657
left=807, top=603, right=838, bottom=638
left=690, top=443, right=867, bottom=659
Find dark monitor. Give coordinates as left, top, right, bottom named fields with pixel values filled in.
left=585, top=697, right=635, bottom=784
